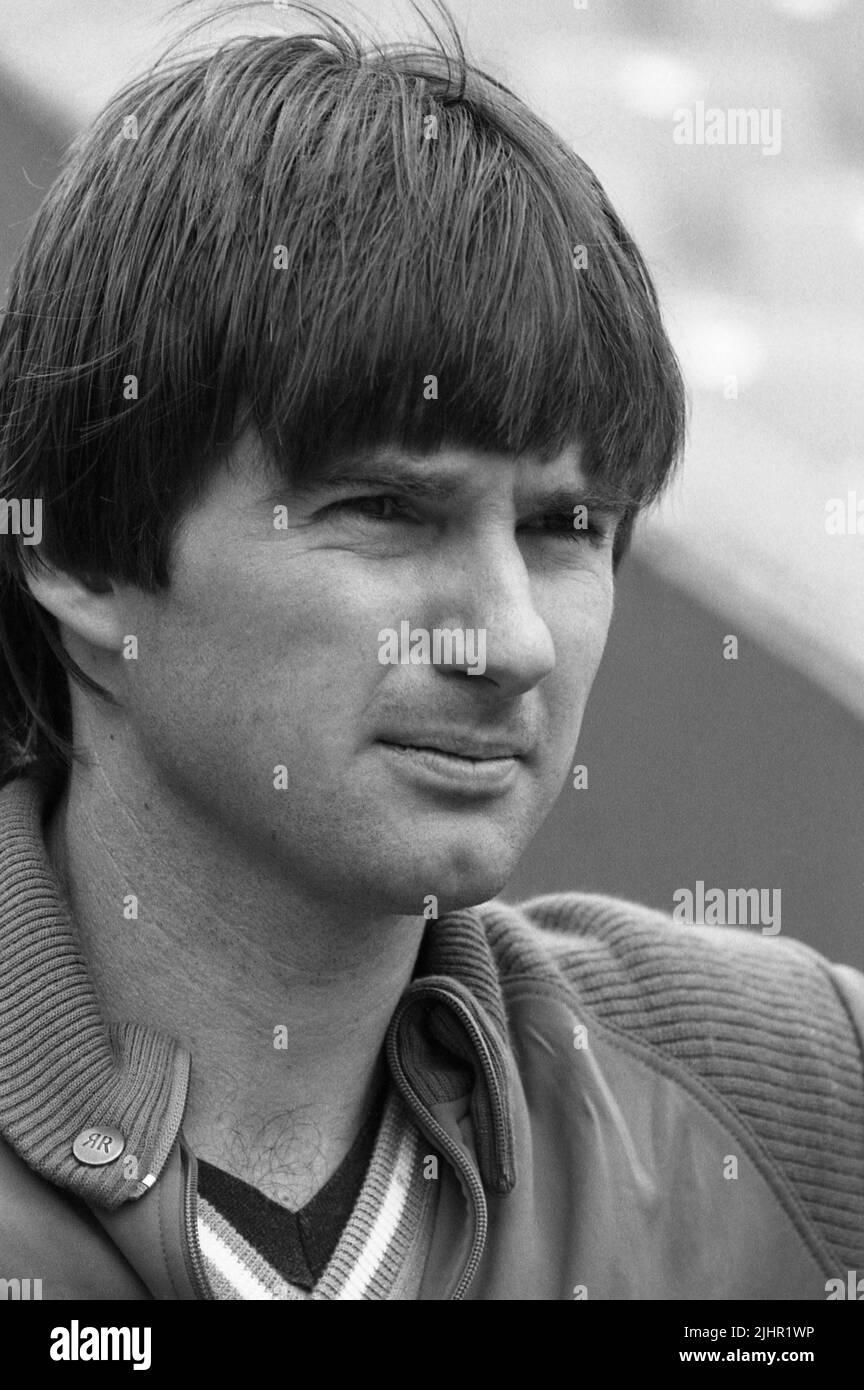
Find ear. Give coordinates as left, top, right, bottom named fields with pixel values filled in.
left=22, top=551, right=127, bottom=654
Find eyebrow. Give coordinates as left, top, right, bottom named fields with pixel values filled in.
left=282, top=457, right=631, bottom=515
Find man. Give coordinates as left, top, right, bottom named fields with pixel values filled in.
left=0, top=4, right=861, bottom=1301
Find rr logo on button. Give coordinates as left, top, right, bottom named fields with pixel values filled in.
left=83, top=1131, right=115, bottom=1154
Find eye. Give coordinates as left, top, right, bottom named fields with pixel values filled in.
left=327, top=495, right=415, bottom=522
left=519, top=511, right=611, bottom=544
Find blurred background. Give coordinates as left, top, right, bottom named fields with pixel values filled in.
left=1, top=0, right=862, bottom=964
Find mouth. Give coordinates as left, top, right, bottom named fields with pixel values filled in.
left=377, top=739, right=523, bottom=793
left=379, top=736, right=527, bottom=761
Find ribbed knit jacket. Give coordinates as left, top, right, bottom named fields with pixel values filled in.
left=1, top=771, right=863, bottom=1298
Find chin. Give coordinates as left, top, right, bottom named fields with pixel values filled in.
left=384, top=837, right=518, bottom=918
left=435, top=880, right=511, bottom=916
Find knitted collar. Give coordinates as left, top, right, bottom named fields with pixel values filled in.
left=0, top=772, right=514, bottom=1211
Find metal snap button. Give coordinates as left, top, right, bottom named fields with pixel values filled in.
left=72, top=1126, right=126, bottom=1166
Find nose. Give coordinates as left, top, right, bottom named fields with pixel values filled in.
left=435, top=532, right=556, bottom=698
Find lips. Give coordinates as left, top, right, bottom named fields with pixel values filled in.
left=379, top=734, right=527, bottom=760
left=378, top=739, right=522, bottom=793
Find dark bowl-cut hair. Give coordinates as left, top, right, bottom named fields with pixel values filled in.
left=0, top=0, right=687, bottom=787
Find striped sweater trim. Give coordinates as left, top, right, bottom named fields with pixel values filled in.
left=198, top=1197, right=309, bottom=1300
left=197, top=1089, right=436, bottom=1300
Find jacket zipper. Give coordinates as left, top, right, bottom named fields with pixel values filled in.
left=182, top=1145, right=214, bottom=1299
left=387, top=981, right=514, bottom=1299
left=420, top=1106, right=488, bottom=1300
left=416, top=983, right=513, bottom=1186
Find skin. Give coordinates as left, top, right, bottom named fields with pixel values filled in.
left=31, top=430, right=620, bottom=1207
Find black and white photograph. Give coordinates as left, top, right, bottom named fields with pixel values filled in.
left=0, top=0, right=862, bottom=1346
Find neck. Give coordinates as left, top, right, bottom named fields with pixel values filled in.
left=46, top=740, right=425, bottom=1208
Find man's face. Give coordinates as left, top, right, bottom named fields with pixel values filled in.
left=111, top=433, right=620, bottom=916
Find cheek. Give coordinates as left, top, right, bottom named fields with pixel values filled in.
left=542, top=577, right=614, bottom=734
left=548, top=569, right=614, bottom=674
left=582, top=586, right=615, bottom=677
left=116, top=566, right=385, bottom=766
